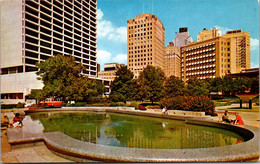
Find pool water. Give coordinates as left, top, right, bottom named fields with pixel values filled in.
left=29, top=111, right=244, bottom=149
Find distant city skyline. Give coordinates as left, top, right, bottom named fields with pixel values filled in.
left=97, top=0, right=259, bottom=70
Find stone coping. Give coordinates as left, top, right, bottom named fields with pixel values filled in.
left=7, top=128, right=43, bottom=145
left=10, top=108, right=260, bottom=162
left=43, top=121, right=259, bottom=162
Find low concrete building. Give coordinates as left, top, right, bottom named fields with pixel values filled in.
left=98, top=63, right=125, bottom=81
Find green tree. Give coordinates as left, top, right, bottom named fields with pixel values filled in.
left=136, top=65, right=165, bottom=103
left=26, top=89, right=46, bottom=104
left=36, top=54, right=104, bottom=102
left=250, top=76, right=259, bottom=94
left=221, top=75, right=234, bottom=95
left=109, top=66, right=137, bottom=102
left=186, top=78, right=209, bottom=96
left=209, top=77, right=223, bottom=92
left=163, top=76, right=186, bottom=97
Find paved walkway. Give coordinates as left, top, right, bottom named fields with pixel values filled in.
left=214, top=105, right=259, bottom=128
left=1, top=129, right=72, bottom=163
left=1, top=106, right=259, bottom=162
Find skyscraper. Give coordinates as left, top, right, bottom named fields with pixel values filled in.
left=1, top=0, right=97, bottom=103
left=181, top=29, right=250, bottom=82
left=127, top=13, right=165, bottom=78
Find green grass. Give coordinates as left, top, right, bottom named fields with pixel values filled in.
left=213, top=97, right=259, bottom=106
left=218, top=106, right=259, bottom=112
left=213, top=101, right=232, bottom=107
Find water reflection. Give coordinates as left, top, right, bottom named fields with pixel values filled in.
left=22, top=115, right=44, bottom=133
left=29, top=112, right=244, bottom=149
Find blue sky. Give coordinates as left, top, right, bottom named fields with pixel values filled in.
left=97, top=0, right=259, bottom=70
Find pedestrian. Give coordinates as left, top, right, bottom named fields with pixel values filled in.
left=221, top=110, right=232, bottom=123
left=162, top=106, right=168, bottom=115
left=12, top=113, right=23, bottom=128
left=233, top=112, right=244, bottom=125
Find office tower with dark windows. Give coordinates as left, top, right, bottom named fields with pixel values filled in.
left=1, top=0, right=97, bottom=103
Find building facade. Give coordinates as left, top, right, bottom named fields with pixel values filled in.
left=181, top=30, right=250, bottom=82
left=98, top=63, right=125, bottom=81
left=172, top=27, right=193, bottom=48
left=164, top=42, right=181, bottom=78
left=127, top=13, right=165, bottom=78
left=197, top=27, right=221, bottom=42
left=1, top=0, right=98, bottom=103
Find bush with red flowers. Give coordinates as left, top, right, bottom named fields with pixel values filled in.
left=160, top=96, right=215, bottom=115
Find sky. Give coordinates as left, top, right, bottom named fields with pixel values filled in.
left=96, top=0, right=259, bottom=71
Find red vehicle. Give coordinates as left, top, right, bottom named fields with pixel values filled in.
left=138, top=104, right=147, bottom=110
left=39, top=101, right=63, bottom=108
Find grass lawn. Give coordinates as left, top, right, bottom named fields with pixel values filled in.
left=218, top=106, right=259, bottom=112
left=213, top=97, right=259, bottom=107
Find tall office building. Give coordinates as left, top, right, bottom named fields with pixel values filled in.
left=127, top=13, right=165, bottom=78
left=172, top=27, right=193, bottom=48
left=181, top=29, right=250, bottom=82
left=164, top=42, right=181, bottom=78
left=1, top=0, right=97, bottom=103
left=197, top=27, right=222, bottom=42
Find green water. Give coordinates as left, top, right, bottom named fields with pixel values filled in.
left=29, top=111, right=244, bottom=149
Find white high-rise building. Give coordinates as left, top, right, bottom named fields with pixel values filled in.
left=1, top=0, right=97, bottom=104
left=172, top=27, right=193, bottom=48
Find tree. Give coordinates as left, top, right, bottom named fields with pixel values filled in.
left=36, top=54, right=104, bottom=102
left=109, top=66, right=137, bottom=102
left=209, top=77, right=223, bottom=92
left=136, top=65, right=165, bottom=103
left=186, top=78, right=209, bottom=96
left=163, top=76, right=186, bottom=97
left=26, top=89, right=46, bottom=104
left=250, top=76, right=259, bottom=94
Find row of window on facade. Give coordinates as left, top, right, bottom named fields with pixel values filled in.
left=25, top=0, right=96, bottom=16
left=128, top=62, right=153, bottom=67
left=1, top=93, right=23, bottom=99
left=128, top=23, right=153, bottom=29
left=129, top=53, right=153, bottom=58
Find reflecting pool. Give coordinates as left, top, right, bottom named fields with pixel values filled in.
left=29, top=111, right=244, bottom=149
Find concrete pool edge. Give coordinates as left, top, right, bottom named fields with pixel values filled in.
left=24, top=108, right=259, bottom=162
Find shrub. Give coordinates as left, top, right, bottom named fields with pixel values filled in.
left=160, top=96, right=215, bottom=115
left=61, top=102, right=67, bottom=106
left=129, top=101, right=138, bottom=109
left=1, top=104, right=17, bottom=109
left=110, top=102, right=125, bottom=106
left=74, top=102, right=87, bottom=106
left=86, top=103, right=110, bottom=107
left=16, top=102, right=25, bottom=108
left=146, top=105, right=161, bottom=109
left=66, top=103, right=73, bottom=107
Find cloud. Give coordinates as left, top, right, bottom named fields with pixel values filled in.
left=250, top=38, right=259, bottom=51
left=97, top=50, right=111, bottom=67
left=97, top=9, right=103, bottom=20
left=97, top=9, right=127, bottom=43
left=213, top=25, right=233, bottom=35
left=251, top=62, right=259, bottom=68
left=113, top=54, right=127, bottom=64
left=97, top=50, right=127, bottom=70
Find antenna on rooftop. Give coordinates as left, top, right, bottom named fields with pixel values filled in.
left=143, top=0, right=144, bottom=14
left=152, top=0, right=154, bottom=14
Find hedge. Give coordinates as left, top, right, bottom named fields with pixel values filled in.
left=160, top=96, right=215, bottom=115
